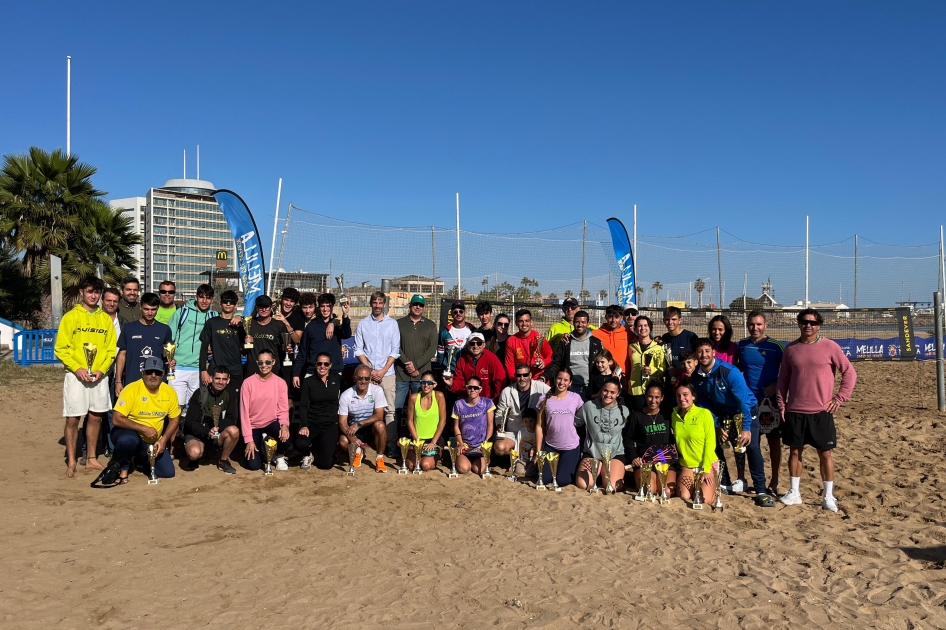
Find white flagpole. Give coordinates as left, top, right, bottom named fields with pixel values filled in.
left=66, top=56, right=71, bottom=156
left=267, top=178, right=283, bottom=296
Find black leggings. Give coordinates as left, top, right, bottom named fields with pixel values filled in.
left=294, top=423, right=339, bottom=470
left=246, top=421, right=289, bottom=471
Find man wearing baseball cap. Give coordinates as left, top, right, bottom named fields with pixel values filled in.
left=442, top=331, right=507, bottom=400
left=245, top=295, right=293, bottom=378
left=395, top=294, right=439, bottom=430
left=437, top=300, right=475, bottom=375
left=546, top=297, right=595, bottom=351
left=110, top=356, right=182, bottom=483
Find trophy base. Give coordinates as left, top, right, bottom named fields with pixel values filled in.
left=535, top=484, right=546, bottom=491
left=398, top=468, right=409, bottom=475
left=658, top=496, right=669, bottom=505
left=412, top=469, right=423, bottom=475
left=448, top=472, right=459, bottom=478
left=551, top=485, right=562, bottom=492
left=263, top=471, right=274, bottom=476
left=690, top=501, right=704, bottom=510
left=481, top=472, right=492, bottom=478
left=590, top=486, right=599, bottom=494
left=244, top=344, right=253, bottom=349
left=167, top=374, right=175, bottom=381
left=605, top=487, right=615, bottom=495
left=346, top=469, right=356, bottom=476
left=633, top=493, right=647, bottom=502
left=283, top=359, right=293, bottom=367
left=147, top=478, right=159, bottom=485
left=509, top=476, right=517, bottom=483
left=712, top=504, right=724, bottom=512
left=442, top=372, right=452, bottom=378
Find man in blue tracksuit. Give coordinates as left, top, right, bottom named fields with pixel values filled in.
left=690, top=337, right=774, bottom=508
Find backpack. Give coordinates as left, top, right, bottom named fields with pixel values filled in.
left=90, top=458, right=124, bottom=489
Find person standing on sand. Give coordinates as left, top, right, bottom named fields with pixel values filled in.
left=777, top=308, right=857, bottom=513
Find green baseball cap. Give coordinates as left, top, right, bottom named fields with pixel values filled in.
left=410, top=294, right=426, bottom=305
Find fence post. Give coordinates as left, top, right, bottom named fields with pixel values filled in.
left=936, top=291, right=945, bottom=412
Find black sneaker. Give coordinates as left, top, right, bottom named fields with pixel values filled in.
left=384, top=444, right=398, bottom=458
left=217, top=459, right=237, bottom=475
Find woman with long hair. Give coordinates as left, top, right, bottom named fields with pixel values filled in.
left=406, top=370, right=447, bottom=472
left=628, top=315, right=667, bottom=411
left=575, top=377, right=628, bottom=492
left=535, top=367, right=584, bottom=488
left=672, top=379, right=718, bottom=504
left=708, top=315, right=738, bottom=365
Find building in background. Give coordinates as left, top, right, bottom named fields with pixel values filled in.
left=216, top=269, right=328, bottom=298
left=109, top=196, right=147, bottom=281
left=387, top=275, right=444, bottom=296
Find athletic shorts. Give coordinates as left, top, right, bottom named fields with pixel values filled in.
left=783, top=411, right=837, bottom=451
left=580, top=452, right=628, bottom=466
left=170, top=370, right=201, bottom=408
left=63, top=372, right=111, bottom=417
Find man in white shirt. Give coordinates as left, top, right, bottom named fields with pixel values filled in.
left=353, top=291, right=401, bottom=457
left=494, top=361, right=550, bottom=458
left=338, top=364, right=389, bottom=472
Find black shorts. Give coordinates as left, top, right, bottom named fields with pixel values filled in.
left=783, top=411, right=836, bottom=451
left=580, top=452, right=628, bottom=466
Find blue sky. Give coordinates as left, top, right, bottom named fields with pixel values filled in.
left=2, top=1, right=945, bottom=257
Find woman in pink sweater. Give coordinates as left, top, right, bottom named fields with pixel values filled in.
left=241, top=349, right=290, bottom=471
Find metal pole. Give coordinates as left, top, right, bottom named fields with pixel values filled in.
left=456, top=193, right=461, bottom=300
left=633, top=204, right=637, bottom=294
left=940, top=226, right=945, bottom=342
left=936, top=291, right=945, bottom=412
left=197, top=145, right=200, bottom=180
left=716, top=227, right=723, bottom=309
left=66, top=56, right=71, bottom=157
left=50, top=255, right=63, bottom=328
left=431, top=226, right=437, bottom=305
left=805, top=216, right=810, bottom=307
left=183, top=150, right=186, bottom=179
left=580, top=220, right=587, bottom=302
left=266, top=178, right=282, bottom=296
left=854, top=234, right=858, bottom=308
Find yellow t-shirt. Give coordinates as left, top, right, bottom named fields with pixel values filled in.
left=113, top=380, right=181, bottom=443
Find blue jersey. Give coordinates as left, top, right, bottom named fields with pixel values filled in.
left=736, top=337, right=784, bottom=400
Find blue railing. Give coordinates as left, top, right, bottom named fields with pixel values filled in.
left=13, top=329, right=58, bottom=366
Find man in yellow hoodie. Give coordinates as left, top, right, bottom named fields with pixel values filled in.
left=54, top=276, right=117, bottom=478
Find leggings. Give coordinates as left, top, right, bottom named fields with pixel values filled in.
left=246, top=421, right=290, bottom=471
left=294, top=423, right=340, bottom=470
left=540, top=445, right=581, bottom=487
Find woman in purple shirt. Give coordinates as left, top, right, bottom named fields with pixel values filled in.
left=535, top=367, right=584, bottom=487
left=452, top=376, right=495, bottom=476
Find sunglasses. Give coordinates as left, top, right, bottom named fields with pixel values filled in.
left=355, top=376, right=371, bottom=382
left=496, top=322, right=509, bottom=328
left=258, top=305, right=272, bottom=310
left=564, top=306, right=578, bottom=310
left=515, top=373, right=531, bottom=378
left=466, top=385, right=482, bottom=391
left=420, top=380, right=436, bottom=386
left=800, top=320, right=820, bottom=326
left=468, top=340, right=484, bottom=346
left=159, top=289, right=176, bottom=295
left=452, top=309, right=465, bottom=314
left=315, top=361, right=331, bottom=366
left=143, top=370, right=163, bottom=376
left=411, top=302, right=425, bottom=307
left=221, top=299, right=237, bottom=305
left=257, top=360, right=274, bottom=366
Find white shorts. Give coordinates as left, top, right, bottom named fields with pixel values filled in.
left=63, top=372, right=111, bottom=417
left=170, top=369, right=201, bottom=407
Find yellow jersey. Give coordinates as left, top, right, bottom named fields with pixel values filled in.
left=113, top=379, right=181, bottom=443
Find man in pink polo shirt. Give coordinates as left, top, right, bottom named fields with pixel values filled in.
left=776, top=308, right=857, bottom=512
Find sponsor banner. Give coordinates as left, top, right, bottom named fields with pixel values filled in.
left=212, top=190, right=266, bottom=317
left=834, top=336, right=941, bottom=360
left=606, top=217, right=636, bottom=309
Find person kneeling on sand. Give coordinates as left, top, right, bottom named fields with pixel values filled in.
left=405, top=371, right=447, bottom=472
left=338, top=364, right=389, bottom=472
left=672, top=380, right=717, bottom=505
left=182, top=366, right=240, bottom=474
left=241, top=350, right=290, bottom=471
left=452, top=376, right=495, bottom=476
left=494, top=362, right=550, bottom=463
left=111, top=357, right=181, bottom=484
left=575, top=377, right=628, bottom=492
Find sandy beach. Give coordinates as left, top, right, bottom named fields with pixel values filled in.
left=2, top=360, right=945, bottom=629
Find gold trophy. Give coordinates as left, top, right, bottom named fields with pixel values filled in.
left=83, top=342, right=97, bottom=375
left=347, top=442, right=358, bottom=476
left=481, top=441, right=494, bottom=478
left=244, top=316, right=254, bottom=349
left=690, top=467, right=705, bottom=510
left=654, top=463, right=671, bottom=505
left=497, top=410, right=509, bottom=434
left=446, top=438, right=460, bottom=478
left=261, top=434, right=277, bottom=476
left=210, top=405, right=222, bottom=440
left=732, top=414, right=746, bottom=453
left=146, top=442, right=159, bottom=485
left=442, top=346, right=458, bottom=377
left=397, top=437, right=411, bottom=475
left=601, top=445, right=614, bottom=495
left=281, top=331, right=293, bottom=366
left=163, top=342, right=176, bottom=380
left=548, top=452, right=561, bottom=492
left=535, top=450, right=548, bottom=490
left=335, top=275, right=349, bottom=305
left=635, top=463, right=652, bottom=502
left=589, top=454, right=600, bottom=494
left=508, top=449, right=520, bottom=483
left=412, top=439, right=425, bottom=475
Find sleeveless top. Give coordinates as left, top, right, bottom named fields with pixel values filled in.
left=414, top=393, right=441, bottom=440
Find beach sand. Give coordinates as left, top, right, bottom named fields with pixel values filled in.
left=2, top=361, right=945, bottom=629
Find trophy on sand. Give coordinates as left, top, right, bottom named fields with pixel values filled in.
left=508, top=449, right=520, bottom=482
left=397, top=437, right=411, bottom=475
left=535, top=451, right=548, bottom=490
left=712, top=465, right=725, bottom=512
left=146, top=443, right=159, bottom=485
left=162, top=343, right=176, bottom=380
left=635, top=463, right=652, bottom=502
left=548, top=452, right=561, bottom=492
left=83, top=342, right=97, bottom=376
left=601, top=445, right=615, bottom=495
left=654, top=463, right=671, bottom=505
left=261, top=434, right=278, bottom=476
left=442, top=346, right=458, bottom=378
left=412, top=439, right=425, bottom=475
left=481, top=441, right=493, bottom=478
left=690, top=467, right=705, bottom=510
left=446, top=438, right=460, bottom=478
left=335, top=275, right=349, bottom=305
left=281, top=331, right=293, bottom=366
left=347, top=442, right=358, bottom=476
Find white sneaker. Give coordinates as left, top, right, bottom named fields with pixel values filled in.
left=730, top=479, right=745, bottom=493
left=275, top=456, right=289, bottom=471
left=822, top=495, right=838, bottom=512
left=780, top=489, right=803, bottom=506
left=720, top=484, right=733, bottom=495
left=300, top=455, right=314, bottom=471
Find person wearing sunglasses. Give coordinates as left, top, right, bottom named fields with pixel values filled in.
left=168, top=283, right=218, bottom=407
left=452, top=376, right=495, bottom=476
left=296, top=353, right=342, bottom=471
left=437, top=300, right=475, bottom=375
left=338, top=364, right=389, bottom=473
left=245, top=295, right=291, bottom=378
left=485, top=313, right=511, bottom=366
left=494, top=362, right=550, bottom=467
left=199, top=289, right=248, bottom=429
left=155, top=280, right=178, bottom=325
left=110, top=356, right=181, bottom=484
left=405, top=371, right=447, bottom=471
left=240, top=349, right=290, bottom=471
left=443, top=332, right=507, bottom=400
left=545, top=297, right=595, bottom=352
left=777, top=308, right=857, bottom=512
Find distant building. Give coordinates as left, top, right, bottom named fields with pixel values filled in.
left=109, top=196, right=147, bottom=281
left=216, top=269, right=329, bottom=297
left=387, top=275, right=444, bottom=296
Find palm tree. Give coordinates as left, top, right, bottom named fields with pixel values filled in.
left=694, top=278, right=706, bottom=308
left=598, top=289, right=607, bottom=303
left=579, top=288, right=590, bottom=302
left=548, top=292, right=558, bottom=300
left=651, top=281, right=663, bottom=307
left=0, top=147, right=103, bottom=276
left=564, top=289, right=574, bottom=298
left=636, top=286, right=644, bottom=305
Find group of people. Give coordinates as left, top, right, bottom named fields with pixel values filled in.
left=56, top=278, right=857, bottom=512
